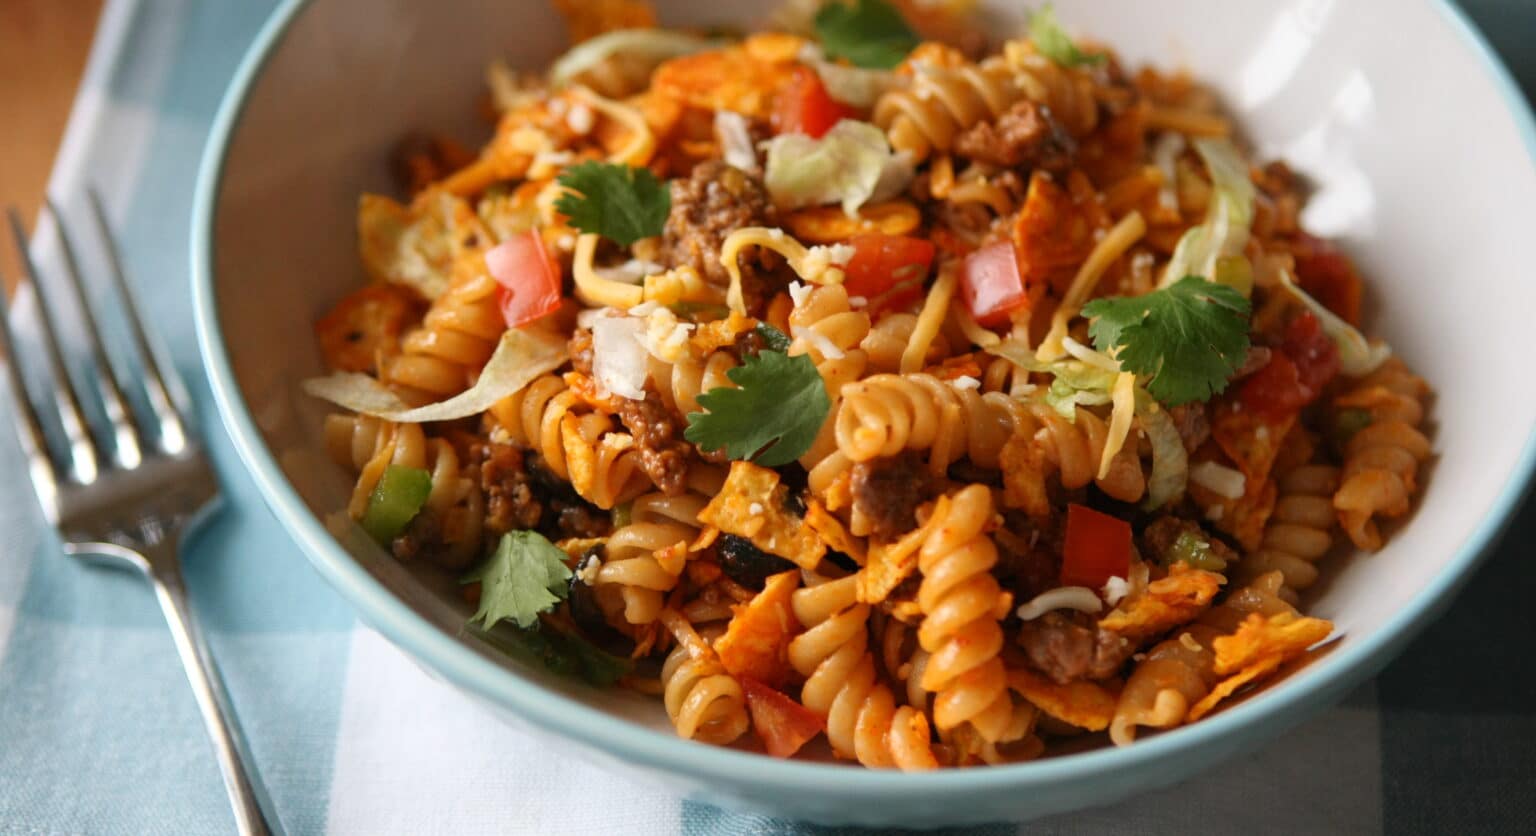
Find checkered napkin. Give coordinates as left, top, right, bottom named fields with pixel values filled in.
left=1, top=1, right=1532, bottom=833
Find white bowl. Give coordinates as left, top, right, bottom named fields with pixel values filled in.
left=193, top=0, right=1536, bottom=825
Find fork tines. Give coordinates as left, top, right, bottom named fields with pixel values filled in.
left=0, top=192, right=195, bottom=516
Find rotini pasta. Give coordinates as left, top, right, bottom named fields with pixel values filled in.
left=309, top=0, right=1430, bottom=767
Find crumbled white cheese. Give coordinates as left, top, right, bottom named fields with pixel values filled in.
left=787, top=280, right=813, bottom=308
left=800, top=244, right=855, bottom=279
left=1101, top=575, right=1132, bottom=606
left=715, top=110, right=759, bottom=172
left=576, top=554, right=602, bottom=585
left=1205, top=504, right=1225, bottom=521
left=1179, top=633, right=1204, bottom=653
left=748, top=502, right=764, bottom=515
left=1190, top=460, right=1247, bottom=500
left=1015, top=586, right=1104, bottom=621
left=595, top=258, right=665, bottom=285
left=575, top=306, right=616, bottom=329
left=847, top=296, right=869, bottom=307
left=628, top=301, right=661, bottom=317
left=566, top=103, right=595, bottom=134
left=591, top=316, right=648, bottom=400
left=951, top=375, right=981, bottom=391
left=488, top=425, right=512, bottom=445
left=556, top=234, right=576, bottom=252
left=640, top=307, right=696, bottom=364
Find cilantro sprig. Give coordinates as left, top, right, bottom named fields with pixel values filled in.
left=1082, top=276, right=1251, bottom=406
left=554, top=161, right=670, bottom=247
left=1029, top=5, right=1106, bottom=69
left=462, top=531, right=632, bottom=686
left=463, top=530, right=572, bottom=630
left=684, top=343, right=830, bottom=467
left=813, top=0, right=920, bottom=70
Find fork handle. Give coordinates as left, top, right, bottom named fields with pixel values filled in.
left=151, top=568, right=277, bottom=836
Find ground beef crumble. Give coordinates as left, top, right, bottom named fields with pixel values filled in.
left=473, top=437, right=611, bottom=541
left=1016, top=610, right=1135, bottom=685
left=663, top=160, right=779, bottom=314
left=616, top=387, right=692, bottom=496
left=849, top=451, right=941, bottom=540
left=952, top=100, right=1075, bottom=170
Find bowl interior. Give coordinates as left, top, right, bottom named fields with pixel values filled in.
left=201, top=0, right=1536, bottom=820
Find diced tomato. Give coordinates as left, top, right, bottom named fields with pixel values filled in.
left=771, top=66, right=857, bottom=139
left=1292, top=232, right=1363, bottom=326
left=960, top=240, right=1029, bottom=326
left=1061, top=503, right=1131, bottom=589
left=487, top=230, right=562, bottom=328
left=740, top=676, right=824, bottom=759
left=1239, top=312, right=1338, bottom=419
left=1279, top=311, right=1339, bottom=395
left=842, top=233, right=935, bottom=313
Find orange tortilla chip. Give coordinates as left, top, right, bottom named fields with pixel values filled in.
left=805, top=500, right=865, bottom=564
left=1188, top=448, right=1277, bottom=552
left=1000, top=428, right=1049, bottom=519
left=690, top=311, right=754, bottom=355
left=715, top=570, right=800, bottom=688
left=1212, top=400, right=1297, bottom=485
left=856, top=523, right=929, bottom=605
left=652, top=45, right=797, bottom=119
left=1099, top=565, right=1224, bottom=643
left=1185, top=612, right=1333, bottom=722
left=698, top=462, right=826, bottom=569
left=1006, top=668, right=1118, bottom=732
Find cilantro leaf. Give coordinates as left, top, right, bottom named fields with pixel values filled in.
left=462, top=531, right=572, bottom=630
left=684, top=349, right=830, bottom=467
left=1083, top=276, right=1251, bottom=406
left=554, top=161, right=670, bottom=247
left=1029, top=5, right=1106, bottom=68
left=755, top=322, right=792, bottom=353
left=814, top=0, right=920, bottom=70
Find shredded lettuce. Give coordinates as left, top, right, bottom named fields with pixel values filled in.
left=549, top=29, right=721, bottom=89
left=811, top=59, right=900, bottom=108
left=302, top=328, right=567, bottom=422
left=1277, top=269, right=1392, bottom=376
left=1159, top=138, right=1256, bottom=289
left=1136, top=389, right=1188, bottom=510
left=763, top=120, right=908, bottom=214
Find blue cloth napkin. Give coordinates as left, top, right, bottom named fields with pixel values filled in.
left=1, top=1, right=1532, bottom=833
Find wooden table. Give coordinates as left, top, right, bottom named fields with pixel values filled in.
left=0, top=0, right=102, bottom=250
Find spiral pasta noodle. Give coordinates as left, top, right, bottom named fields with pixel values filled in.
left=1016, top=400, right=1147, bottom=507
left=788, top=575, right=939, bottom=769
left=1000, top=39, right=1100, bottom=137
left=836, top=374, right=1018, bottom=473
left=659, top=610, right=750, bottom=745
left=1331, top=358, right=1433, bottom=551
left=1109, top=571, right=1296, bottom=745
left=1238, top=464, right=1340, bottom=591
left=789, top=285, right=872, bottom=467
left=873, top=56, right=1025, bottom=164
left=385, top=266, right=506, bottom=400
left=915, top=485, right=1014, bottom=741
left=324, top=414, right=485, bottom=567
left=596, top=492, right=707, bottom=625
left=487, top=374, right=649, bottom=509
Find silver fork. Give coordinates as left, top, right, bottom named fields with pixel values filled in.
left=0, top=192, right=276, bottom=836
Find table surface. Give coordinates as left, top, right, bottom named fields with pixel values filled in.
left=2, top=2, right=1534, bottom=834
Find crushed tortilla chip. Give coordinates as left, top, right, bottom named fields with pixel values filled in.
left=857, top=522, right=930, bottom=605
left=1212, top=399, right=1298, bottom=485
left=552, top=0, right=656, bottom=43
left=652, top=43, right=798, bottom=119
left=715, top=570, right=800, bottom=688
left=1185, top=611, right=1334, bottom=722
left=1099, top=564, right=1224, bottom=644
left=805, top=499, right=865, bottom=564
left=563, top=371, right=620, bottom=413
left=1006, top=667, right=1119, bottom=732
left=698, top=462, right=826, bottom=569
left=1000, top=426, right=1049, bottom=518
left=554, top=537, right=606, bottom=561
left=358, top=190, right=487, bottom=301
left=690, top=311, right=755, bottom=354
left=691, top=526, right=720, bottom=552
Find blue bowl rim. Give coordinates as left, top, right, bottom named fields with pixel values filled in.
left=191, top=0, right=1536, bottom=804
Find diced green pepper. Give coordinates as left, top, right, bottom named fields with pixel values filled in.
left=1166, top=530, right=1228, bottom=572
left=361, top=465, right=433, bottom=544
left=1333, top=407, right=1373, bottom=445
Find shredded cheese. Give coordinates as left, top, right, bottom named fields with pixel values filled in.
left=1101, top=575, right=1132, bottom=606
left=719, top=226, right=846, bottom=314
left=572, top=233, right=645, bottom=308
left=1016, top=586, right=1104, bottom=621
left=901, top=262, right=957, bottom=374
left=569, top=85, right=655, bottom=166
left=1037, top=211, right=1147, bottom=362
left=1061, top=336, right=1122, bottom=372
left=1097, top=371, right=1138, bottom=481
